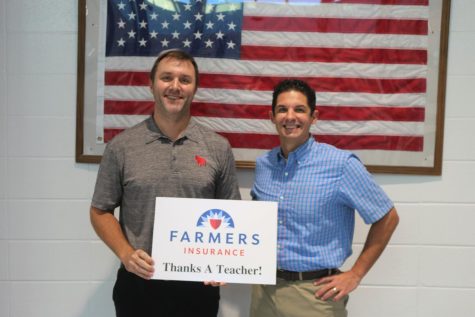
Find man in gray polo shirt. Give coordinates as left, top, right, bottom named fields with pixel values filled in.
left=90, top=49, right=241, bottom=317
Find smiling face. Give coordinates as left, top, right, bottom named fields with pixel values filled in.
left=271, top=90, right=318, bottom=158
left=150, top=56, right=197, bottom=121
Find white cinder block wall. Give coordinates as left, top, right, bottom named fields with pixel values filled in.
left=1, top=0, right=474, bottom=316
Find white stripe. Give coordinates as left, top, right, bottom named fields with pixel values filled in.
left=105, top=57, right=427, bottom=79
left=198, top=59, right=427, bottom=79
left=105, top=86, right=153, bottom=101
left=103, top=115, right=424, bottom=136
left=106, top=57, right=155, bottom=71
left=242, top=31, right=428, bottom=49
left=104, top=114, right=148, bottom=129
left=243, top=3, right=429, bottom=20
left=195, top=88, right=271, bottom=105
left=196, top=89, right=428, bottom=107
left=232, top=148, right=266, bottom=163
left=197, top=118, right=424, bottom=136
left=104, top=86, right=426, bottom=107
left=315, top=91, right=426, bottom=107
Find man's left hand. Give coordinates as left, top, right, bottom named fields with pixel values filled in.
left=313, top=270, right=362, bottom=301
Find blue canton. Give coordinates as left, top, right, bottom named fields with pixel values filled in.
left=106, top=0, right=243, bottom=58
left=251, top=137, right=394, bottom=271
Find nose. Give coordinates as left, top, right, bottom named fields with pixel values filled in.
left=285, top=109, right=296, bottom=119
left=170, top=78, right=180, bottom=90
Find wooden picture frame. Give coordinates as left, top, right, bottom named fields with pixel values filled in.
left=76, top=0, right=451, bottom=175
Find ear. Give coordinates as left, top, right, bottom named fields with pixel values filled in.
left=311, top=109, right=318, bottom=124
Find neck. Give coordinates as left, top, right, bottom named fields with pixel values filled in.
left=279, top=136, right=310, bottom=158
left=153, top=112, right=191, bottom=141
left=280, top=144, right=295, bottom=159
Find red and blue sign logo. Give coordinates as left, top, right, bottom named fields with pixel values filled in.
left=169, top=208, right=260, bottom=247
left=196, top=209, right=235, bottom=230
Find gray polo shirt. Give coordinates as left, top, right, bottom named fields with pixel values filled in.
left=91, top=116, right=241, bottom=254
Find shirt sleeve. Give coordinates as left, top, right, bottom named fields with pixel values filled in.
left=339, top=155, right=394, bottom=224
left=91, top=143, right=123, bottom=212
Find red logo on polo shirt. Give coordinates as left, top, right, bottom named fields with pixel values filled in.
left=195, top=155, right=206, bottom=167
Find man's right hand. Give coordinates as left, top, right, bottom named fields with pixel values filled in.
left=122, top=249, right=155, bottom=280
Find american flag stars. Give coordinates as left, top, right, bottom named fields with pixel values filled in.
left=106, top=0, right=243, bottom=59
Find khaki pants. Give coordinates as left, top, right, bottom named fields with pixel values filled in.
left=250, top=278, right=348, bottom=317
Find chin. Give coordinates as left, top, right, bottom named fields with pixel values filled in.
left=281, top=130, right=302, bottom=137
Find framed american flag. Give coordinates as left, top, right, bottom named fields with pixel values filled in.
left=76, top=0, right=451, bottom=175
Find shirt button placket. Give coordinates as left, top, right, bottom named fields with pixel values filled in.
left=171, top=142, right=178, bottom=172
left=278, top=167, right=289, bottom=262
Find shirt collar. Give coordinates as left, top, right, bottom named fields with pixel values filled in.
left=144, top=116, right=200, bottom=144
left=276, top=136, right=315, bottom=164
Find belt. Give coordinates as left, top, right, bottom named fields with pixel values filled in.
left=277, top=268, right=339, bottom=281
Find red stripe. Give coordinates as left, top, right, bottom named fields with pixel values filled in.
left=316, top=134, right=423, bottom=151
left=104, top=129, right=124, bottom=142
left=105, top=72, right=426, bottom=94
left=104, top=101, right=425, bottom=122
left=316, top=106, right=425, bottom=122
left=243, top=16, right=428, bottom=35
left=104, top=129, right=422, bottom=151
left=105, top=71, right=150, bottom=86
left=193, top=104, right=425, bottom=122
left=192, top=102, right=270, bottom=119
left=317, top=0, right=428, bottom=4
left=103, top=100, right=270, bottom=118
left=219, top=133, right=423, bottom=151
left=105, top=100, right=154, bottom=115
left=240, top=46, right=427, bottom=65
left=199, top=74, right=426, bottom=94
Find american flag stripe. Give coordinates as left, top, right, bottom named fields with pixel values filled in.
left=104, top=87, right=426, bottom=108
left=105, top=100, right=424, bottom=122
left=104, top=115, right=423, bottom=135
left=243, top=2, right=428, bottom=18
left=219, top=133, right=423, bottom=152
left=242, top=3, right=428, bottom=27
left=240, top=46, right=427, bottom=64
left=242, top=16, right=427, bottom=35
left=102, top=0, right=430, bottom=163
left=199, top=75, right=425, bottom=94
left=106, top=57, right=427, bottom=78
left=241, top=32, right=427, bottom=49
left=103, top=129, right=423, bottom=152
left=106, top=71, right=426, bottom=94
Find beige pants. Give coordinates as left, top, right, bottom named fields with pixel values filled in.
left=250, top=278, right=349, bottom=317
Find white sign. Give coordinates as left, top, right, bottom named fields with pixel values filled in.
left=152, top=197, right=278, bottom=284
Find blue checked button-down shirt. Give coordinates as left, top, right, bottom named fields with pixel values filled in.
left=251, top=137, right=394, bottom=272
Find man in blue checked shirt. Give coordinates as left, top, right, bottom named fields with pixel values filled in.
left=250, top=79, right=399, bottom=317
